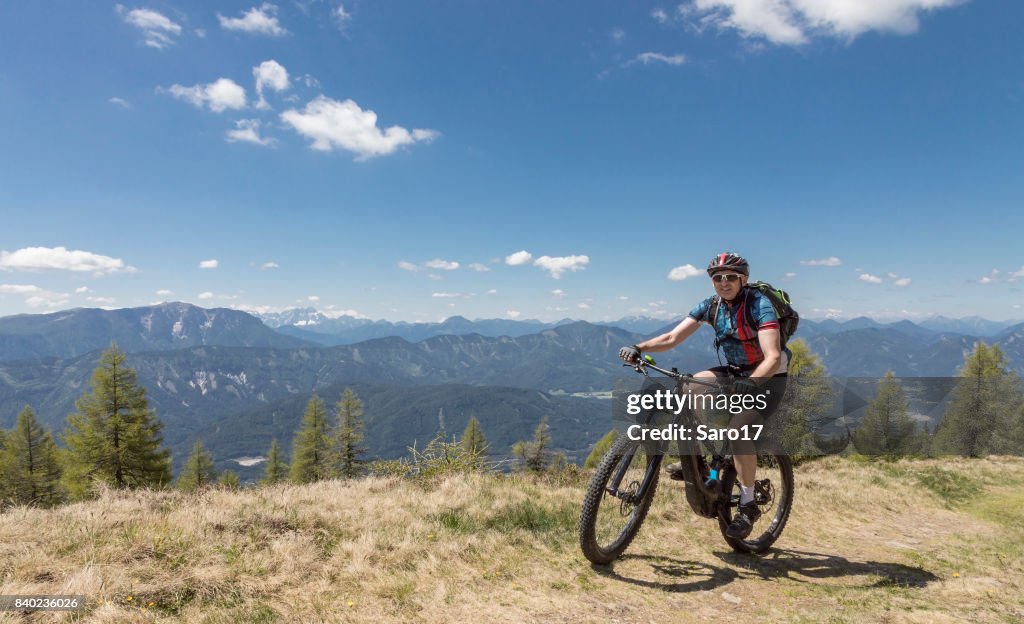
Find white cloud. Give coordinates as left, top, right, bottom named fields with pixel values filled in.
left=199, top=259, right=219, bottom=269
left=75, top=286, right=91, bottom=294
left=432, top=292, right=464, bottom=298
left=218, top=3, right=287, bottom=36
left=468, top=263, right=491, bottom=272
left=633, top=52, right=687, bottom=66
left=156, top=289, right=173, bottom=296
left=684, top=0, right=963, bottom=47
left=506, top=310, right=521, bottom=319
left=307, top=295, right=320, bottom=302
left=424, top=259, right=460, bottom=271
left=254, top=60, right=290, bottom=109
left=428, top=273, right=442, bottom=281
left=109, top=97, right=131, bottom=109
left=783, top=272, right=797, bottom=279
left=486, top=289, right=498, bottom=295
left=117, top=6, right=182, bottom=49
left=894, top=277, right=912, bottom=287
left=859, top=273, right=883, bottom=284
left=611, top=28, right=626, bottom=41
left=800, top=256, right=842, bottom=267
left=667, top=264, right=701, bottom=281
left=0, top=284, right=42, bottom=295
left=979, top=269, right=999, bottom=284
left=618, top=295, right=629, bottom=300
left=0, top=246, right=134, bottom=274
left=231, top=303, right=284, bottom=315
left=398, top=261, right=419, bottom=272
left=578, top=303, right=591, bottom=310
left=505, top=250, right=533, bottom=266
left=260, top=261, right=279, bottom=270
left=321, top=306, right=365, bottom=319
left=1010, top=266, right=1024, bottom=279
left=551, top=289, right=566, bottom=297
left=812, top=307, right=844, bottom=319
left=166, top=79, right=246, bottom=112
left=281, top=96, right=439, bottom=160
left=87, top=296, right=116, bottom=305
left=226, top=119, right=274, bottom=145
left=534, top=255, right=589, bottom=279
left=652, top=8, right=670, bottom=23
left=334, top=3, right=352, bottom=30
left=1, top=284, right=69, bottom=308
left=198, top=291, right=214, bottom=300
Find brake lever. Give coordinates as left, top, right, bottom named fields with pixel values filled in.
left=622, top=361, right=649, bottom=376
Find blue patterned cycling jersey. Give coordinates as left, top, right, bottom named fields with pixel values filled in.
left=688, top=286, right=789, bottom=373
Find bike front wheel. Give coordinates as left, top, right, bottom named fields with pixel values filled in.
left=718, top=452, right=794, bottom=554
left=578, top=435, right=661, bottom=564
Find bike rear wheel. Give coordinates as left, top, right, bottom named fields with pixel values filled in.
left=578, top=435, right=661, bottom=564
left=718, top=452, right=794, bottom=554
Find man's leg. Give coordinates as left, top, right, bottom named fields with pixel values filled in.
left=728, top=409, right=763, bottom=494
left=725, top=374, right=789, bottom=539
left=725, top=408, right=764, bottom=539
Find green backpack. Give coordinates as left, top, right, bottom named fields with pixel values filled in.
left=709, top=281, right=799, bottom=348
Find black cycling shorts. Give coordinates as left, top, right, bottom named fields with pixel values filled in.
left=706, top=365, right=788, bottom=419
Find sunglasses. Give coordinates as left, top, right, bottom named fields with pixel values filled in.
left=711, top=273, right=743, bottom=283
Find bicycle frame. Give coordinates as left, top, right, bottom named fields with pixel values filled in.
left=624, top=358, right=737, bottom=508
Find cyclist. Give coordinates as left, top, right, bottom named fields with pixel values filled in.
left=619, top=252, right=789, bottom=539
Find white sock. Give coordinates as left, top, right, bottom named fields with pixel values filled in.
left=740, top=484, right=754, bottom=505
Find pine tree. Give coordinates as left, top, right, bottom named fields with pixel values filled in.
left=459, top=415, right=488, bottom=468
left=332, top=388, right=367, bottom=479
left=766, top=339, right=832, bottom=459
left=584, top=430, right=619, bottom=469
left=260, top=439, right=288, bottom=485
left=1, top=406, right=63, bottom=507
left=62, top=344, right=172, bottom=494
left=177, top=440, right=217, bottom=492
left=0, top=428, right=10, bottom=505
left=933, top=343, right=1018, bottom=456
left=513, top=416, right=553, bottom=472
left=289, top=394, right=332, bottom=484
left=218, top=469, right=241, bottom=490
left=852, top=372, right=918, bottom=456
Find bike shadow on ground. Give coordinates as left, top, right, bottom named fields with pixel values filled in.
left=590, top=554, right=740, bottom=593
left=712, top=548, right=940, bottom=589
left=591, top=548, right=938, bottom=593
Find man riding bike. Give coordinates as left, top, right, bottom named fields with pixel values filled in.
left=619, top=252, right=790, bottom=539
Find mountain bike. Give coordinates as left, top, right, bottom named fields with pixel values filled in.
left=578, top=356, right=794, bottom=564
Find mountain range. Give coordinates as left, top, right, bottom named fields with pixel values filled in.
left=0, top=302, right=310, bottom=362
left=1, top=303, right=1022, bottom=477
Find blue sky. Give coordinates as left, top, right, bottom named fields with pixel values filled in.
left=1, top=1, right=1022, bottom=323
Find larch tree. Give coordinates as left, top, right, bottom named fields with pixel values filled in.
left=62, top=344, right=172, bottom=496
left=1, top=406, right=63, bottom=507
left=289, top=394, right=332, bottom=484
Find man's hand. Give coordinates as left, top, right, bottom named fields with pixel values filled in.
left=732, top=378, right=758, bottom=396
left=619, top=345, right=641, bottom=363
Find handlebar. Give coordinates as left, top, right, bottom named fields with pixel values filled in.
left=623, top=355, right=721, bottom=388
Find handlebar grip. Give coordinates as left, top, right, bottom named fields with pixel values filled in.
left=642, top=354, right=656, bottom=365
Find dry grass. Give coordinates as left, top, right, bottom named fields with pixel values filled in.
left=1, top=457, right=1023, bottom=623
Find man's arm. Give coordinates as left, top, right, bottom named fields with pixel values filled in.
left=747, top=328, right=782, bottom=381
left=636, top=317, right=701, bottom=353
